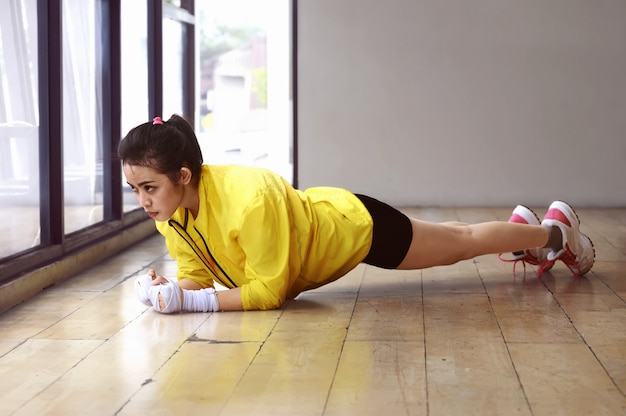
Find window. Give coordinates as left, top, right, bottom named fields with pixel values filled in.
left=197, top=0, right=293, bottom=182
left=121, top=0, right=148, bottom=212
left=0, top=0, right=294, bottom=287
left=62, top=0, right=104, bottom=234
left=162, top=13, right=187, bottom=118
left=0, top=0, right=157, bottom=284
left=0, top=0, right=40, bottom=258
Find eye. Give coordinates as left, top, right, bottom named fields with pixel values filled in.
left=129, top=185, right=138, bottom=193
left=144, top=185, right=155, bottom=193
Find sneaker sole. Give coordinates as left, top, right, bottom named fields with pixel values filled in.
left=577, top=234, right=595, bottom=275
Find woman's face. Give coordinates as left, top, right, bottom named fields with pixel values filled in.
left=123, top=164, right=184, bottom=222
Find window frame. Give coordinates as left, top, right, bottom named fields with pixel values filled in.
left=0, top=0, right=196, bottom=284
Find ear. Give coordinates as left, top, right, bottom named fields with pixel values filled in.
left=179, top=167, right=193, bottom=185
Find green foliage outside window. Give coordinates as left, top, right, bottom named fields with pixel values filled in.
left=251, top=67, right=267, bottom=108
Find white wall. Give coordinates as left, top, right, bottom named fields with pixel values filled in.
left=297, top=0, right=626, bottom=207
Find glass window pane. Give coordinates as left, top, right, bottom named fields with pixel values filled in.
left=121, top=0, right=148, bottom=212
left=162, top=18, right=185, bottom=118
left=165, top=0, right=182, bottom=8
left=197, top=0, right=292, bottom=182
left=0, top=0, right=40, bottom=258
left=62, top=0, right=103, bottom=234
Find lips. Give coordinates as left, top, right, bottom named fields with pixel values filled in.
left=146, top=211, right=158, bottom=218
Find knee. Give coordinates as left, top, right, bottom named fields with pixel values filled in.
left=455, top=225, right=481, bottom=260
left=441, top=225, right=478, bottom=261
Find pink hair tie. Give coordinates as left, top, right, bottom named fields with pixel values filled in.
left=152, top=116, right=164, bottom=125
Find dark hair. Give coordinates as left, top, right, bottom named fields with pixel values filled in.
left=118, top=114, right=203, bottom=184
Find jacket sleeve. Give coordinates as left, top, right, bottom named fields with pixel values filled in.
left=237, top=193, right=294, bottom=310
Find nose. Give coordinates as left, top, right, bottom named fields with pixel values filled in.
left=138, top=192, right=151, bottom=209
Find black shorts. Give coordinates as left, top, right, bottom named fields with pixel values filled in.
left=355, top=194, right=413, bottom=269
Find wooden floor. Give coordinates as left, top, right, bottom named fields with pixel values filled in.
left=0, top=207, right=624, bottom=415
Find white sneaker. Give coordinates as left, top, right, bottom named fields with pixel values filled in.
left=498, top=205, right=551, bottom=273
left=540, top=201, right=595, bottom=276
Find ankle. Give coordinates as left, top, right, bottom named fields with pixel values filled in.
left=543, top=225, right=563, bottom=252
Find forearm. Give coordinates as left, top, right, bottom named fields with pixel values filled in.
left=177, top=275, right=284, bottom=311
left=177, top=278, right=243, bottom=311
left=216, top=287, right=244, bottom=311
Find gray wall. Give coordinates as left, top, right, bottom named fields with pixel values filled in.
left=297, top=0, right=626, bottom=207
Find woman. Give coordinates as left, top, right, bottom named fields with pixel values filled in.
left=118, top=115, right=595, bottom=313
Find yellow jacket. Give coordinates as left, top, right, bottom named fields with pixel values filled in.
left=155, top=165, right=373, bottom=310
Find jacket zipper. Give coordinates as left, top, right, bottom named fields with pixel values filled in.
left=167, top=210, right=236, bottom=288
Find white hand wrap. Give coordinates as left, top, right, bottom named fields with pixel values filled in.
left=135, top=274, right=220, bottom=313
left=134, top=274, right=154, bottom=306
left=149, top=281, right=182, bottom=313
left=135, top=274, right=176, bottom=306
left=182, top=287, right=220, bottom=312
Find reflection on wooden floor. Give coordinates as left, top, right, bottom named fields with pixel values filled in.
left=0, top=207, right=624, bottom=415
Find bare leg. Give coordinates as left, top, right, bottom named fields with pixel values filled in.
left=396, top=218, right=549, bottom=270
